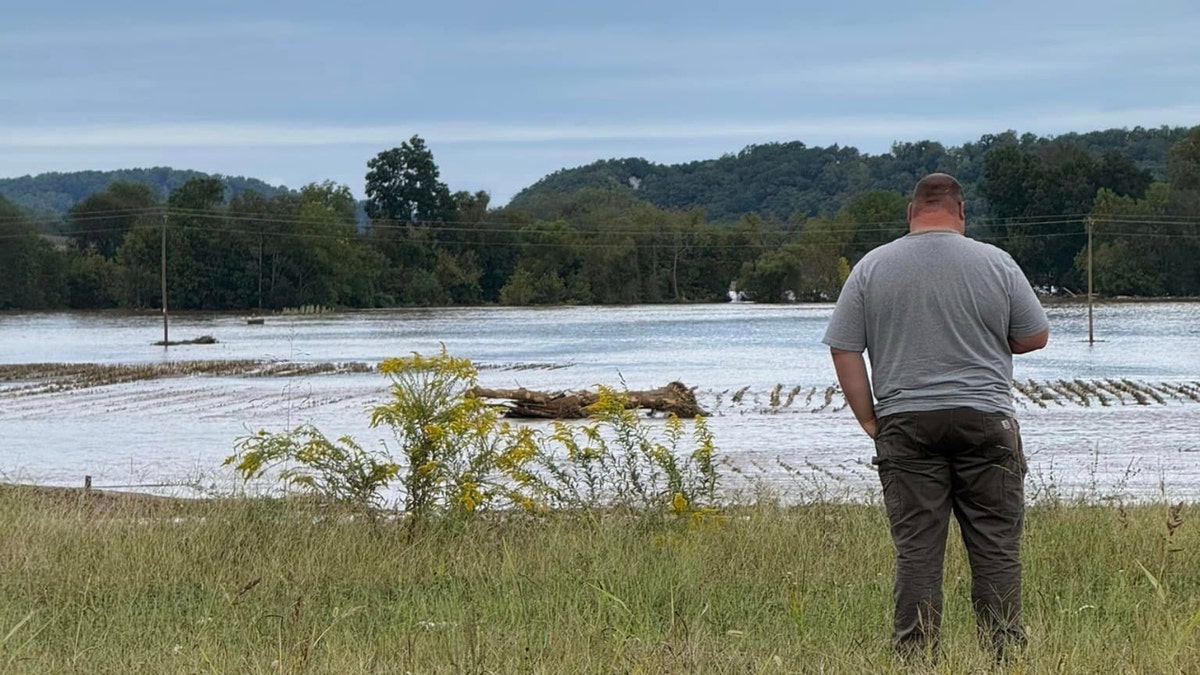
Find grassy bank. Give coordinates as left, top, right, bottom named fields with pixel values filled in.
left=2, top=487, right=1198, bottom=673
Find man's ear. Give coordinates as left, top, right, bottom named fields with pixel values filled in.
left=957, top=202, right=965, bottom=221
left=906, top=202, right=915, bottom=223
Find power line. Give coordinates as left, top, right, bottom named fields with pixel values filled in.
left=39, top=206, right=1200, bottom=234
left=9, top=202, right=1200, bottom=236
left=10, top=220, right=1199, bottom=248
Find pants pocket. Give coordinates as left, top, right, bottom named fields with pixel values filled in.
left=874, top=432, right=905, bottom=523
left=983, top=415, right=1025, bottom=516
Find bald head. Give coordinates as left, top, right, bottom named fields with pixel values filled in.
left=908, top=173, right=965, bottom=233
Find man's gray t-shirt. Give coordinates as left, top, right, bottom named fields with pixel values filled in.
left=822, top=231, right=1049, bottom=417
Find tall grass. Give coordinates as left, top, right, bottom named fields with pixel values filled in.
left=2, top=487, right=1198, bottom=673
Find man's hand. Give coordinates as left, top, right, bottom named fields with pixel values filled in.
left=861, top=418, right=878, bottom=439
left=830, top=348, right=877, bottom=440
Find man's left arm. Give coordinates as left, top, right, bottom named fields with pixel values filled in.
left=1007, top=259, right=1050, bottom=354
left=831, top=348, right=877, bottom=438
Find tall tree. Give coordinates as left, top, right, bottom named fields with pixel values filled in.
left=68, top=181, right=159, bottom=258
left=364, top=136, right=455, bottom=223
left=1082, top=186, right=1172, bottom=296
left=364, top=136, right=460, bottom=304
left=1167, top=126, right=1200, bottom=216
left=296, top=181, right=384, bottom=307
left=166, top=178, right=255, bottom=309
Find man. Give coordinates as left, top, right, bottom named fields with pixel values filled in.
left=822, top=173, right=1049, bottom=658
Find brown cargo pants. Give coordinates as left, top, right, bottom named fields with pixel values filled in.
left=872, top=407, right=1028, bottom=657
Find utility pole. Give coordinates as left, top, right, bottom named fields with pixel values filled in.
left=161, top=210, right=169, bottom=347
left=1087, top=217, right=1094, bottom=346
left=258, top=233, right=264, bottom=311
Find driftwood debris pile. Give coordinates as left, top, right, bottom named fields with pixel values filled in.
left=469, top=381, right=706, bottom=419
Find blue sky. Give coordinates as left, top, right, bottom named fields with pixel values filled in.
left=2, top=0, right=1198, bottom=203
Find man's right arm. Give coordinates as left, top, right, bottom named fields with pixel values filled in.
left=823, top=269, right=877, bottom=437
left=831, top=348, right=877, bottom=437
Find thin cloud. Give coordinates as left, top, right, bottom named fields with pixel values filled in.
left=567, top=56, right=1084, bottom=98
left=0, top=77, right=157, bottom=103
left=2, top=106, right=1198, bottom=150
left=0, top=20, right=305, bottom=49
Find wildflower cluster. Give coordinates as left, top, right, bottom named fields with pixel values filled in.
left=225, top=350, right=722, bottom=528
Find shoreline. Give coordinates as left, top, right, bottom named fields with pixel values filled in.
left=5, top=480, right=1198, bottom=509
left=3, top=295, right=1200, bottom=317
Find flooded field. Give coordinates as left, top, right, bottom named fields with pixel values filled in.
left=1, top=302, right=1198, bottom=501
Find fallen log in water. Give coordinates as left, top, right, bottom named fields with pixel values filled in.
left=468, top=381, right=706, bottom=419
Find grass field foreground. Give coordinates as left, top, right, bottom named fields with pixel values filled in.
left=2, top=486, right=1199, bottom=673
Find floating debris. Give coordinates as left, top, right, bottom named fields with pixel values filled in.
left=280, top=305, right=333, bottom=315
left=469, top=381, right=706, bottom=419
left=477, top=362, right=574, bottom=372
left=154, top=335, right=217, bottom=346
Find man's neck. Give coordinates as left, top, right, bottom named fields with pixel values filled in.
left=909, top=220, right=964, bottom=235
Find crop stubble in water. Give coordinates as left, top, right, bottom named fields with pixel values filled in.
left=0, top=303, right=1197, bottom=499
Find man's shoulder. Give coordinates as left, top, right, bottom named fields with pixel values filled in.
left=853, top=234, right=1022, bottom=280
left=963, top=236, right=1021, bottom=267
left=856, top=238, right=906, bottom=265
left=857, top=233, right=1016, bottom=262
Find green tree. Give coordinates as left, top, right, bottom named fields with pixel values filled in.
left=115, top=226, right=161, bottom=308
left=165, top=178, right=256, bottom=310
left=365, top=136, right=455, bottom=224
left=499, top=267, right=536, bottom=305
left=364, top=136, right=461, bottom=304
left=67, top=181, right=159, bottom=259
left=737, top=214, right=851, bottom=302
left=1081, top=240, right=1165, bottom=296
left=66, top=251, right=121, bottom=308
left=839, top=190, right=908, bottom=260
left=297, top=181, right=385, bottom=307
left=982, top=142, right=1154, bottom=290
left=454, top=192, right=522, bottom=302
left=738, top=246, right=803, bottom=302
left=0, top=196, right=68, bottom=309
left=1167, top=126, right=1200, bottom=216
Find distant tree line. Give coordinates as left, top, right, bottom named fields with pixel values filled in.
left=1, top=127, right=1198, bottom=311
left=0, top=168, right=290, bottom=219
left=510, top=126, right=1192, bottom=221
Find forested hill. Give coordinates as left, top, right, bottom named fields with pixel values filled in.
left=508, top=126, right=1190, bottom=221
left=0, top=168, right=289, bottom=216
